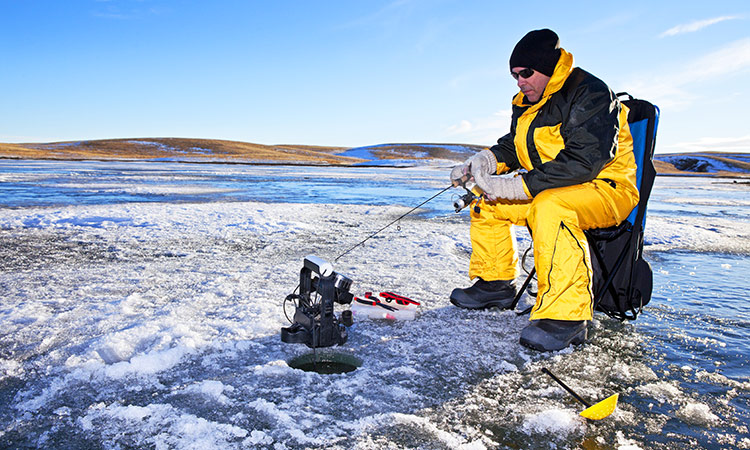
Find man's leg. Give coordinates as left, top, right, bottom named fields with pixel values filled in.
left=521, top=180, right=638, bottom=350
left=451, top=198, right=531, bottom=309
left=469, top=198, right=531, bottom=281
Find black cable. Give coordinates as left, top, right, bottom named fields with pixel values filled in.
left=283, top=294, right=299, bottom=324
left=521, top=243, right=538, bottom=296
left=521, top=244, right=534, bottom=275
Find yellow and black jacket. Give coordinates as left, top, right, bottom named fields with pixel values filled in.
left=489, top=49, right=637, bottom=199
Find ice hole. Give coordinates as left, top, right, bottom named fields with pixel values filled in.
left=287, top=351, right=362, bottom=374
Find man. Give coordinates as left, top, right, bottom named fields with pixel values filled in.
left=449, top=29, right=639, bottom=351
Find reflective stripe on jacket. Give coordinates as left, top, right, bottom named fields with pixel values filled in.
left=489, top=49, right=637, bottom=200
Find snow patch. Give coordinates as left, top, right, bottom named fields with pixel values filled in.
left=181, top=380, right=235, bottom=405
left=616, top=431, right=644, bottom=449
left=103, top=345, right=198, bottom=379
left=636, top=381, right=684, bottom=403
left=78, top=402, right=249, bottom=448
left=0, top=359, right=24, bottom=380
left=676, top=402, right=721, bottom=426
left=521, top=408, right=584, bottom=437
left=1, top=163, right=749, bottom=449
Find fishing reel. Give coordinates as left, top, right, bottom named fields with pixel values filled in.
left=453, top=190, right=478, bottom=213
left=281, top=255, right=354, bottom=348
left=452, top=175, right=481, bottom=213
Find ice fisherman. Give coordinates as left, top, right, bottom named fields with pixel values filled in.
left=449, top=29, right=639, bottom=351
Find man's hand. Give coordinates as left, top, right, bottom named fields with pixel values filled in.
left=473, top=173, right=530, bottom=201
left=450, top=150, right=497, bottom=186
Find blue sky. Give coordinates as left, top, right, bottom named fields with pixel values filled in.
left=1, top=1, right=749, bottom=153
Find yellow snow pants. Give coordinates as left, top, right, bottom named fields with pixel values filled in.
left=468, top=180, right=638, bottom=321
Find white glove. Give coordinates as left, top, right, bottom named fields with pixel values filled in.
left=450, top=150, right=497, bottom=186
left=473, top=173, right=530, bottom=201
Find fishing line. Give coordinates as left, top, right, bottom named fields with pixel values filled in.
left=333, top=184, right=454, bottom=262
left=282, top=183, right=454, bottom=327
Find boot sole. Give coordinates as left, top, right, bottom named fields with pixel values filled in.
left=449, top=287, right=517, bottom=310
left=449, top=296, right=515, bottom=310
left=519, top=328, right=587, bottom=352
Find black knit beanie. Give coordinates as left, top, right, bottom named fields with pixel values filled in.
left=509, top=29, right=561, bottom=77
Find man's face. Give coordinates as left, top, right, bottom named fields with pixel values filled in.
left=511, top=67, right=551, bottom=103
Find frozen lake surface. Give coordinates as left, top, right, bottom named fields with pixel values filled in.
left=0, top=160, right=749, bottom=449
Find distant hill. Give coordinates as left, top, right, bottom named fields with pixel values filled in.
left=0, top=138, right=481, bottom=167
left=1, top=138, right=748, bottom=177
left=653, top=152, right=750, bottom=176
left=336, top=143, right=484, bottom=166
left=0, top=138, right=363, bottom=165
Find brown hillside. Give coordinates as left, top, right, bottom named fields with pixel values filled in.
left=1, top=139, right=748, bottom=177
left=0, top=138, right=366, bottom=165
left=653, top=159, right=681, bottom=174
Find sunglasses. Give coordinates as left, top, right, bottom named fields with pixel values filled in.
left=511, top=68, right=535, bottom=80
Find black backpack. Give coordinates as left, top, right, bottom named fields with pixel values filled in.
left=587, top=93, right=659, bottom=320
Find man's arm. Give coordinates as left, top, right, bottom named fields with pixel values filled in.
left=521, top=78, right=619, bottom=197
left=489, top=133, right=520, bottom=175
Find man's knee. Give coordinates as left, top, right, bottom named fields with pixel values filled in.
left=471, top=198, right=532, bottom=227
left=527, top=188, right=575, bottom=229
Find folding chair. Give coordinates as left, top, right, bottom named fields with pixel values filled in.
left=512, top=93, right=660, bottom=320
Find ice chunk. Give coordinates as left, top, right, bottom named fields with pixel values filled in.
left=521, top=408, right=584, bottom=437
left=182, top=380, right=234, bottom=405
left=636, top=381, right=683, bottom=403
left=616, top=431, right=644, bottom=449
left=676, top=402, right=720, bottom=426
left=0, top=359, right=23, bottom=380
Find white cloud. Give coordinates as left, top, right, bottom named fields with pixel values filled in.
left=338, top=0, right=419, bottom=30
left=444, top=109, right=512, bottom=145
left=620, top=37, right=750, bottom=110
left=683, top=37, right=750, bottom=81
left=661, top=134, right=750, bottom=153
left=659, top=15, right=740, bottom=37
left=92, top=0, right=166, bottom=20
left=446, top=119, right=472, bottom=134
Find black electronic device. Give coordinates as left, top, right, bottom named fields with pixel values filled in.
left=281, top=256, right=354, bottom=348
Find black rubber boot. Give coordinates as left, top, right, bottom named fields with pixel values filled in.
left=519, top=319, right=588, bottom=352
left=450, top=279, right=517, bottom=310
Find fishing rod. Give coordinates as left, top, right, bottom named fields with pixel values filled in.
left=333, top=184, right=455, bottom=262
left=281, top=178, right=470, bottom=350
left=333, top=173, right=477, bottom=262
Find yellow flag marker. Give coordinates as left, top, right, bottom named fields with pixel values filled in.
left=579, top=393, right=619, bottom=420
left=542, top=368, right=619, bottom=420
